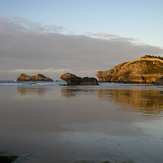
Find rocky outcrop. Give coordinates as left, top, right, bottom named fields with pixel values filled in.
left=17, top=73, right=53, bottom=81
left=60, top=73, right=78, bottom=81
left=96, top=58, right=163, bottom=84
left=60, top=73, right=99, bottom=85
left=155, top=76, right=163, bottom=85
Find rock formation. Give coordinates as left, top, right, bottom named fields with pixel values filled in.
left=60, top=73, right=99, bottom=85
left=60, top=73, right=78, bottom=81
left=17, top=73, right=53, bottom=81
left=155, top=76, right=163, bottom=85
left=96, top=58, right=163, bottom=84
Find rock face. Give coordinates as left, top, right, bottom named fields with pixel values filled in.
left=155, top=76, right=163, bottom=85
left=60, top=73, right=78, bottom=81
left=96, top=58, right=163, bottom=84
left=60, top=73, right=99, bottom=85
left=17, top=73, right=53, bottom=81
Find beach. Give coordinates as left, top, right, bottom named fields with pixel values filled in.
left=0, top=82, right=163, bottom=163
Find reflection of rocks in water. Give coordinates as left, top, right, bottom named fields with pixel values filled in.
left=96, top=89, right=163, bottom=114
left=61, top=88, right=76, bottom=98
left=17, top=86, right=46, bottom=96
left=61, top=87, right=96, bottom=98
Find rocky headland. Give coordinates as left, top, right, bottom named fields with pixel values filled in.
left=60, top=73, right=99, bottom=85
left=17, top=73, right=53, bottom=82
left=155, top=76, right=163, bottom=85
left=96, top=56, right=163, bottom=84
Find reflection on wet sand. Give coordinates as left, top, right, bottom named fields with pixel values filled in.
left=97, top=89, right=163, bottom=114
left=2, top=85, right=163, bottom=163
left=61, top=87, right=163, bottom=114
left=17, top=86, right=46, bottom=96
left=61, top=88, right=77, bottom=98
left=61, top=87, right=96, bottom=98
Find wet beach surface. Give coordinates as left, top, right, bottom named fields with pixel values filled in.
left=0, top=83, right=163, bottom=163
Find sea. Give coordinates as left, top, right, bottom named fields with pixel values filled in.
left=0, top=80, right=163, bottom=163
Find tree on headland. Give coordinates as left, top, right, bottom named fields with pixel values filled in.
left=141, top=54, right=163, bottom=60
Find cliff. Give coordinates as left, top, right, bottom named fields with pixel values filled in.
left=17, top=73, right=53, bottom=82
left=155, top=76, right=163, bottom=85
left=96, top=58, right=163, bottom=84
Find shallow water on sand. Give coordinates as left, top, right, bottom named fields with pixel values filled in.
left=0, top=83, right=163, bottom=163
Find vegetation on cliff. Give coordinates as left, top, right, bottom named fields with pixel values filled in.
left=36, top=74, right=47, bottom=78
left=141, top=54, right=163, bottom=60
left=128, top=60, right=163, bottom=74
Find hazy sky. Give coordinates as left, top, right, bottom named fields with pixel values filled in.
left=0, top=0, right=163, bottom=80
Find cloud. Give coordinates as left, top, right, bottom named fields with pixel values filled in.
left=86, top=32, right=120, bottom=39
left=86, top=32, right=142, bottom=45
left=0, top=16, right=163, bottom=80
left=0, top=68, right=71, bottom=73
left=0, top=15, right=65, bottom=33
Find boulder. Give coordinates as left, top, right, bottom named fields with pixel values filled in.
left=60, top=73, right=99, bottom=85
left=96, top=57, right=163, bottom=84
left=60, top=73, right=78, bottom=81
left=17, top=73, right=53, bottom=81
left=155, top=76, right=163, bottom=85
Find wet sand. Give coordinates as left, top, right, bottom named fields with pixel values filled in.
left=0, top=84, right=163, bottom=163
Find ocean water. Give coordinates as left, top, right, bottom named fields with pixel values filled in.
left=0, top=80, right=67, bottom=86
left=0, top=81, right=163, bottom=163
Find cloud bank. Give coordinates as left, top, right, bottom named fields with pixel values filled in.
left=0, top=68, right=71, bottom=73
left=0, top=15, right=65, bottom=33
left=0, top=16, right=163, bottom=80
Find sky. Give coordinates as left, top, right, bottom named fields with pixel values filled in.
left=0, top=0, right=163, bottom=80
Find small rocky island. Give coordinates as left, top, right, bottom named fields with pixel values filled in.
left=96, top=55, right=163, bottom=84
left=60, top=73, right=99, bottom=85
left=17, top=73, right=53, bottom=82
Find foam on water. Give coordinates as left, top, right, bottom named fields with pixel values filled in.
left=0, top=80, right=67, bottom=86
left=0, top=81, right=162, bottom=92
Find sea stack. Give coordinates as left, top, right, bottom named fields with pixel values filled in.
left=17, top=73, right=53, bottom=81
left=60, top=73, right=99, bottom=85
